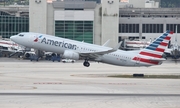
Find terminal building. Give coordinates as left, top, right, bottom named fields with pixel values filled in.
left=1, top=0, right=180, bottom=46
left=0, top=6, right=29, bottom=38
left=29, top=0, right=180, bottom=47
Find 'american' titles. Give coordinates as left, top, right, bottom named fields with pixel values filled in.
left=41, top=37, right=77, bottom=50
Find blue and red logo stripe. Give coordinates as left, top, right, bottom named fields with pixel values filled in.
left=133, top=30, right=173, bottom=65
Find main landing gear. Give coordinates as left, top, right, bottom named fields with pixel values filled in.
left=83, top=59, right=90, bottom=67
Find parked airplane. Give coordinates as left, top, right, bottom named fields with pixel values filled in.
left=125, top=39, right=151, bottom=48
left=0, top=39, right=24, bottom=57
left=10, top=30, right=173, bottom=67
left=0, top=39, right=37, bottom=58
left=0, top=39, right=19, bottom=51
left=169, top=25, right=180, bottom=59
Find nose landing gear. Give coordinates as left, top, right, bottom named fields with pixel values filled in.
left=83, top=59, right=90, bottom=67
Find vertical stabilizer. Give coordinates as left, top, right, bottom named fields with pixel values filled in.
left=133, top=30, right=173, bottom=65
left=139, top=30, right=173, bottom=58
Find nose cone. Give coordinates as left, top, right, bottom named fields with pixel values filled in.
left=10, top=35, right=17, bottom=42
left=10, top=34, right=32, bottom=47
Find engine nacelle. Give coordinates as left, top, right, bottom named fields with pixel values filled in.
left=25, top=53, right=30, bottom=58
left=63, top=50, right=79, bottom=60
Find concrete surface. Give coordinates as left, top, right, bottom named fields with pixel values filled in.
left=0, top=57, right=180, bottom=108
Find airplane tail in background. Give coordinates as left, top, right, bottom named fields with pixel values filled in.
left=133, top=30, right=174, bottom=65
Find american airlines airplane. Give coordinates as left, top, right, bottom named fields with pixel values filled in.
left=10, top=30, right=173, bottom=67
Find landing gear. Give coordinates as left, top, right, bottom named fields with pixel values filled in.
left=83, top=59, right=90, bottom=67
left=30, top=54, right=39, bottom=62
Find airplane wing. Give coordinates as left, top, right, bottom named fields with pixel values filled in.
left=79, top=42, right=122, bottom=59
left=79, top=49, right=114, bottom=60
left=79, top=48, right=116, bottom=58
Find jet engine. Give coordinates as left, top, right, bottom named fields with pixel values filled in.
left=63, top=50, right=79, bottom=60
left=24, top=52, right=31, bottom=58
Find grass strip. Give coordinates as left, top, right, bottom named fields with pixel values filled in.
left=108, top=74, right=180, bottom=79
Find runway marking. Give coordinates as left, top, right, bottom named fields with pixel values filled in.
left=0, top=93, right=180, bottom=97
left=34, top=82, right=62, bottom=85
left=33, top=82, right=136, bottom=85
left=108, top=83, right=136, bottom=85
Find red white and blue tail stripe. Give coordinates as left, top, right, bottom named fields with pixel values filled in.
left=133, top=30, right=173, bottom=65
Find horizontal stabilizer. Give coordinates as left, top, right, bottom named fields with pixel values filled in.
left=149, top=58, right=166, bottom=61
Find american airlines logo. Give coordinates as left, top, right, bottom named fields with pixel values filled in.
left=34, top=35, right=43, bottom=42
left=41, top=37, right=77, bottom=50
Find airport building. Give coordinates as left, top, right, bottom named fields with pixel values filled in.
left=29, top=0, right=180, bottom=47
left=0, top=6, right=29, bottom=38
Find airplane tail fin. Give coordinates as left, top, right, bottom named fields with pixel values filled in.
left=133, top=30, right=173, bottom=65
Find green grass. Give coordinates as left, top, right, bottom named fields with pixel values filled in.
left=108, top=74, right=180, bottom=79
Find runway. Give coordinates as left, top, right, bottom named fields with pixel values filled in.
left=1, top=93, right=180, bottom=96
left=0, top=57, right=180, bottom=108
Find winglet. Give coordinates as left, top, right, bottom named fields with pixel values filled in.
left=112, top=41, right=122, bottom=51
left=102, top=39, right=111, bottom=47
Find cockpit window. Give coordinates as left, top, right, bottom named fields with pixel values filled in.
left=19, top=34, right=24, bottom=37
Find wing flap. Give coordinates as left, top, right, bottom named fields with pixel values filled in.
left=79, top=48, right=116, bottom=59
left=79, top=41, right=122, bottom=59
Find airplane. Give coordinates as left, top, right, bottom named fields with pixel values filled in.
left=169, top=25, right=180, bottom=59
left=0, top=39, right=24, bottom=57
left=10, top=30, right=173, bottom=67
left=0, top=39, right=19, bottom=51
left=0, top=39, right=37, bottom=58
left=125, top=39, right=151, bottom=48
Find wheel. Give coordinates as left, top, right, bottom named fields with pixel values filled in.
left=83, top=61, right=90, bottom=67
left=86, top=62, right=90, bottom=67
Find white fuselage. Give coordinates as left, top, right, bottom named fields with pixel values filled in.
left=10, top=33, right=161, bottom=67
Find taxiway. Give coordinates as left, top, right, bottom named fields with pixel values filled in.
left=0, top=58, right=180, bottom=108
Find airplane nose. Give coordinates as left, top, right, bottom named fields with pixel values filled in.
left=10, top=35, right=17, bottom=42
